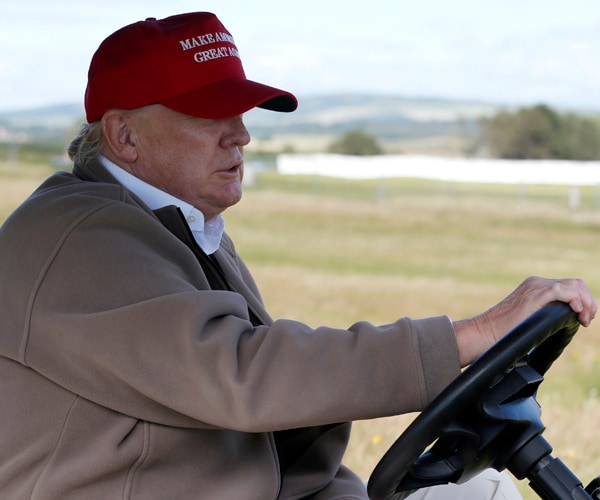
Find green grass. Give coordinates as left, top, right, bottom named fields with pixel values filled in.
left=253, top=170, right=600, bottom=207
left=236, top=172, right=600, bottom=290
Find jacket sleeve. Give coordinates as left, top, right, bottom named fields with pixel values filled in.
left=17, top=199, right=460, bottom=431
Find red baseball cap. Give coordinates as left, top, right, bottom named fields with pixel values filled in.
left=84, top=12, right=298, bottom=122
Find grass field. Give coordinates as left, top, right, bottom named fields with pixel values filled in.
left=232, top=172, right=600, bottom=498
left=2, top=160, right=599, bottom=498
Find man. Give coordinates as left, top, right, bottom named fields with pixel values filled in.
left=0, top=12, right=595, bottom=500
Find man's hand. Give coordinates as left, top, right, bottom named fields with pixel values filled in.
left=453, top=276, right=597, bottom=366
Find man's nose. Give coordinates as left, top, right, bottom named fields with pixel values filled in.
left=223, top=115, right=251, bottom=148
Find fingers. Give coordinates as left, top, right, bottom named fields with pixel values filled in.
left=568, top=279, right=597, bottom=327
left=522, top=276, right=597, bottom=327
left=554, top=278, right=596, bottom=327
left=454, top=276, right=596, bottom=366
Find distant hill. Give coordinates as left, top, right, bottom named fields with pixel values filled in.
left=244, top=94, right=502, bottom=140
left=248, top=94, right=499, bottom=125
left=0, top=94, right=597, bottom=145
left=0, top=95, right=499, bottom=143
left=0, top=103, right=84, bottom=143
left=0, top=103, right=84, bottom=129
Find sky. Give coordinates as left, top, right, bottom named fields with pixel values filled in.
left=1, top=0, right=600, bottom=112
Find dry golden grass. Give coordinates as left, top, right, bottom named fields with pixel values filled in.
left=0, top=175, right=45, bottom=212
left=2, top=161, right=599, bottom=499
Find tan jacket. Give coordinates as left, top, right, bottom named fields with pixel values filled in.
left=0, top=159, right=460, bottom=499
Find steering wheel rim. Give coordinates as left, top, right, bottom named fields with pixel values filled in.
left=367, top=301, right=580, bottom=500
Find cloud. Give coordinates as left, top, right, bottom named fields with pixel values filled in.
left=1, top=0, right=599, bottom=111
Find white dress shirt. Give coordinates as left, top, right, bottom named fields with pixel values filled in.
left=99, top=155, right=224, bottom=255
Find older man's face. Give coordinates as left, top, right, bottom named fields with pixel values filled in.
left=122, top=104, right=251, bottom=220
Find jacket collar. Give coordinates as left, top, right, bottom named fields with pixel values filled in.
left=73, top=155, right=120, bottom=185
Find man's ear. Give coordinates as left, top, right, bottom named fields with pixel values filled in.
left=101, top=110, right=139, bottom=163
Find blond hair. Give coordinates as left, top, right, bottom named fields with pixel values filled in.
left=67, top=121, right=104, bottom=167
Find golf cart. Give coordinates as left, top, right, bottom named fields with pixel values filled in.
left=367, top=301, right=600, bottom=500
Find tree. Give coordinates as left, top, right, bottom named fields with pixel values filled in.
left=561, top=113, right=600, bottom=161
left=479, top=105, right=600, bottom=161
left=327, top=129, right=383, bottom=156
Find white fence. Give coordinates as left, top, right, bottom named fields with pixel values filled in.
left=277, top=154, right=600, bottom=186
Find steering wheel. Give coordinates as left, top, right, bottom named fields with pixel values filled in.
left=367, top=301, right=580, bottom=500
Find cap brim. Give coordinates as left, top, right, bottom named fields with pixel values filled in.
left=160, top=77, right=298, bottom=119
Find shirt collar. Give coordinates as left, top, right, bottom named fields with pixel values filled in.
left=98, top=155, right=224, bottom=255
